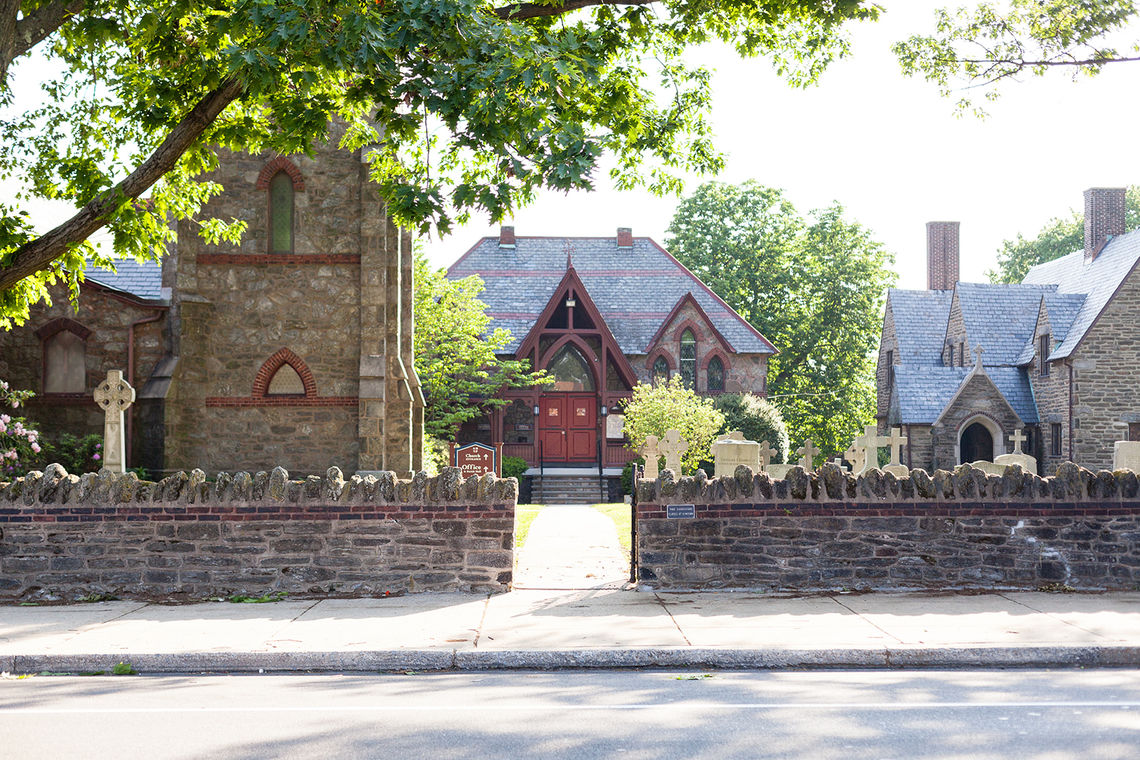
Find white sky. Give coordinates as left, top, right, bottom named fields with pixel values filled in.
left=7, top=1, right=1140, bottom=290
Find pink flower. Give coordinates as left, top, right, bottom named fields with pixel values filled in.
left=93, top=453, right=101, bottom=461
left=31, top=443, right=40, bottom=453
left=95, top=443, right=102, bottom=449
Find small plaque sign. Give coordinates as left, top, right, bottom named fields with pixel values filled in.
left=453, top=442, right=500, bottom=478
left=666, top=504, right=696, bottom=519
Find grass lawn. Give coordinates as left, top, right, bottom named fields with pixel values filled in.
left=514, top=504, right=545, bottom=551
left=591, top=502, right=633, bottom=557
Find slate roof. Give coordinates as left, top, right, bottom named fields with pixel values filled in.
left=1014, top=291, right=1087, bottom=366
left=85, top=259, right=165, bottom=301
left=955, top=282, right=1058, bottom=366
left=447, top=237, right=776, bottom=355
left=893, top=365, right=1038, bottom=425
left=887, top=289, right=953, bottom=365
left=1022, top=228, right=1140, bottom=360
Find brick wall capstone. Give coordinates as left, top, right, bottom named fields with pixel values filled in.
left=0, top=465, right=516, bottom=602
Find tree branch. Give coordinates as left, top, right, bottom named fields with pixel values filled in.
left=0, top=0, right=84, bottom=85
left=0, top=77, right=243, bottom=293
left=492, top=0, right=656, bottom=21
left=951, top=54, right=1140, bottom=69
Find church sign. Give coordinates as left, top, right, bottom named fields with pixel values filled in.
left=451, top=442, right=502, bottom=478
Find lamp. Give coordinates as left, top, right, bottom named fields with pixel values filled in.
left=600, top=405, right=608, bottom=416
left=533, top=404, right=540, bottom=416
left=565, top=298, right=576, bottom=307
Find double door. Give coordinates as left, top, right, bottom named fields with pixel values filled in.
left=538, top=394, right=597, bottom=462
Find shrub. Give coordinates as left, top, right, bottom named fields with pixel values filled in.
left=713, top=393, right=790, bottom=464
left=501, top=455, right=529, bottom=480
left=621, top=457, right=644, bottom=495
left=0, top=380, right=41, bottom=480
left=622, top=376, right=725, bottom=474
left=421, top=435, right=450, bottom=476
left=35, top=433, right=104, bottom=476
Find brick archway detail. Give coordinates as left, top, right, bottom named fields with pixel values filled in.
left=255, top=157, right=305, bottom=192
left=35, top=317, right=92, bottom=342
left=253, top=348, right=317, bottom=398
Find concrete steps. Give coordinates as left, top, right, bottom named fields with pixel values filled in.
left=532, top=474, right=606, bottom=505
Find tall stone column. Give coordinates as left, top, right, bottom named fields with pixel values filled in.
left=357, top=157, right=389, bottom=473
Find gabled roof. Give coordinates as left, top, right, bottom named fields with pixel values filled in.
left=646, top=292, right=734, bottom=354
left=1022, top=228, right=1140, bottom=360
left=954, top=282, right=1058, bottom=366
left=85, top=259, right=166, bottom=302
left=1015, top=291, right=1087, bottom=365
left=886, top=289, right=953, bottom=365
left=447, top=236, right=777, bottom=356
left=894, top=365, right=1038, bottom=425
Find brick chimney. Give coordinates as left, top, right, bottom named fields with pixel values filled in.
left=498, top=225, right=516, bottom=249
left=616, top=227, right=633, bottom=248
left=1084, top=188, right=1126, bottom=261
left=926, top=221, right=960, bottom=290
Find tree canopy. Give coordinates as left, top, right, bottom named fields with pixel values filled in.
left=895, top=0, right=1140, bottom=113
left=665, top=180, right=895, bottom=460
left=413, top=251, right=545, bottom=442
left=0, top=0, right=879, bottom=328
left=988, top=185, right=1140, bottom=283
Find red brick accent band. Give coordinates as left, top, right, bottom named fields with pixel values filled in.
left=636, top=501, right=1140, bottom=519
left=205, top=396, right=357, bottom=407
left=197, top=254, right=360, bottom=265
left=0, top=503, right=513, bottom=523
left=254, top=156, right=305, bottom=191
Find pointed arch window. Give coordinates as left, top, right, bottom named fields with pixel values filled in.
left=679, top=329, right=696, bottom=389
left=44, top=330, right=87, bottom=393
left=268, top=171, right=294, bottom=253
left=707, top=356, right=725, bottom=392
left=548, top=344, right=595, bottom=392
left=652, top=356, right=669, bottom=383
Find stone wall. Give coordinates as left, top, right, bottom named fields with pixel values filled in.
left=1070, top=269, right=1140, bottom=471
left=0, top=466, right=516, bottom=601
left=1031, top=299, right=1070, bottom=473
left=875, top=304, right=898, bottom=425
left=636, top=463, right=1140, bottom=591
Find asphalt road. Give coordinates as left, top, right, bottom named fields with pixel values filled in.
left=1, top=669, right=1139, bottom=759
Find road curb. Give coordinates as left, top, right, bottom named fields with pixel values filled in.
left=6, top=646, right=1139, bottom=674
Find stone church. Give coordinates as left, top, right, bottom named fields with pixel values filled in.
left=877, top=188, right=1140, bottom=474
left=0, top=124, right=424, bottom=477
left=447, top=228, right=776, bottom=470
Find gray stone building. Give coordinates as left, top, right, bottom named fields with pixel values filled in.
left=448, top=228, right=776, bottom=469
left=0, top=126, right=423, bottom=477
left=877, top=188, right=1140, bottom=473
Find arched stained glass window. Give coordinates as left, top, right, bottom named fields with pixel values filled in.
left=548, top=344, right=595, bottom=391
left=707, top=356, right=724, bottom=392
left=679, top=329, right=696, bottom=389
left=269, top=171, right=294, bottom=253
left=652, top=356, right=669, bottom=383
left=44, top=330, right=86, bottom=393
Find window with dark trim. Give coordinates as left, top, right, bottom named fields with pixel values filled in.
left=707, top=356, right=724, bottom=392
left=268, top=171, right=294, bottom=253
left=1050, top=422, right=1063, bottom=456
left=885, top=350, right=894, bottom=387
left=958, top=341, right=965, bottom=367
left=652, top=356, right=669, bottom=383
left=1129, top=422, right=1140, bottom=442
left=1039, top=334, right=1050, bottom=376
left=679, top=329, right=696, bottom=389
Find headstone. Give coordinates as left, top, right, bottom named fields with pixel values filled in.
left=847, top=425, right=884, bottom=476
left=659, top=429, right=687, bottom=474
left=995, top=426, right=1037, bottom=474
left=970, top=460, right=1008, bottom=476
left=1113, top=441, right=1140, bottom=472
left=795, top=439, right=820, bottom=470
left=831, top=457, right=849, bottom=473
left=843, top=442, right=867, bottom=475
left=883, top=427, right=910, bottom=477
left=641, top=434, right=661, bottom=480
left=712, top=431, right=761, bottom=478
left=93, top=369, right=135, bottom=474
left=757, top=440, right=777, bottom=471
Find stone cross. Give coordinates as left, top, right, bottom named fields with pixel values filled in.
left=884, top=427, right=908, bottom=468
left=641, top=434, right=661, bottom=480
left=757, top=440, right=777, bottom=470
left=796, top=439, right=820, bottom=470
left=843, top=442, right=867, bottom=474
left=973, top=344, right=985, bottom=371
left=1010, top=427, right=1027, bottom=455
left=659, top=429, right=688, bottom=474
left=848, top=424, right=882, bottom=475
left=93, top=369, right=135, bottom=474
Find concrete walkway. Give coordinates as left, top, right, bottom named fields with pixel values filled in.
left=513, top=505, right=629, bottom=590
left=2, top=590, right=1139, bottom=673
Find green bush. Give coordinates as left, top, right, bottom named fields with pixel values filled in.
left=501, top=455, right=529, bottom=480
left=622, top=376, right=725, bottom=474
left=713, top=393, right=790, bottom=464
left=34, top=432, right=104, bottom=476
left=621, top=457, right=645, bottom=495
left=421, top=435, right=449, bottom=475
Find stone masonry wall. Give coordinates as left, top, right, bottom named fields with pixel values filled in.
left=636, top=462, right=1140, bottom=591
left=1031, top=300, right=1070, bottom=473
left=875, top=305, right=898, bottom=426
left=1070, top=267, right=1140, bottom=471
left=0, top=466, right=516, bottom=601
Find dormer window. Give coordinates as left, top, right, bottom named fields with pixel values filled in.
left=268, top=171, right=294, bottom=253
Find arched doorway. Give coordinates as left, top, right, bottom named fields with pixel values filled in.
left=960, top=422, right=995, bottom=464
left=539, top=343, right=598, bottom=463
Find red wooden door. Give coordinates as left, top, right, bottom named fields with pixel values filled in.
left=567, top=395, right=596, bottom=461
left=539, top=396, right=566, bottom=460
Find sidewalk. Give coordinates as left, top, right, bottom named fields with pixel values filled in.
left=2, top=589, right=1139, bottom=673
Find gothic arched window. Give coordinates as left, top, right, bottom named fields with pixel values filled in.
left=548, top=344, right=595, bottom=392
left=707, top=356, right=725, bottom=392
left=679, top=329, right=696, bottom=389
left=652, top=356, right=669, bottom=383
left=44, top=329, right=86, bottom=393
left=268, top=171, right=294, bottom=253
